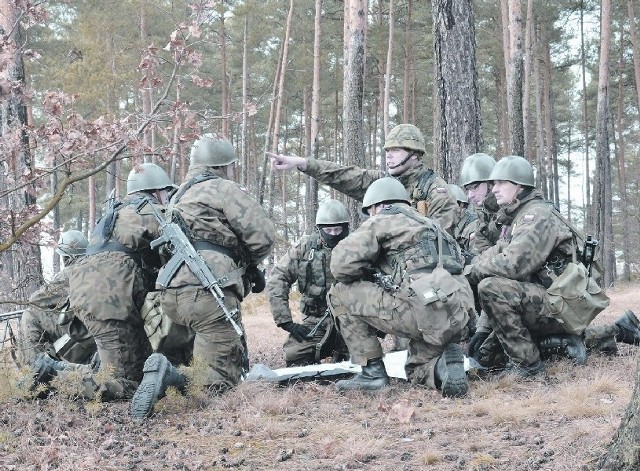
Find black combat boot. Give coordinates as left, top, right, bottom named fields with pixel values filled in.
left=130, top=353, right=187, bottom=419
left=435, top=343, right=468, bottom=398
left=538, top=334, right=588, bottom=365
left=499, top=359, right=545, bottom=379
left=614, top=310, right=640, bottom=345
left=32, top=352, right=69, bottom=386
left=335, top=358, right=389, bottom=392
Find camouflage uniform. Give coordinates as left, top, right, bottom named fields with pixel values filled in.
left=160, top=164, right=275, bottom=390
left=453, top=207, right=479, bottom=253
left=467, top=189, right=574, bottom=368
left=18, top=267, right=96, bottom=366
left=469, top=192, right=501, bottom=255
left=67, top=193, right=164, bottom=400
left=267, top=231, right=348, bottom=366
left=328, top=203, right=474, bottom=389
left=301, top=158, right=458, bottom=236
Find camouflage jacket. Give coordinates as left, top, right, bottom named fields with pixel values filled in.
left=454, top=208, right=479, bottom=252
left=68, top=193, right=165, bottom=321
left=470, top=192, right=502, bottom=254
left=28, top=267, right=71, bottom=312
left=267, top=231, right=335, bottom=325
left=166, top=165, right=275, bottom=300
left=330, top=203, right=465, bottom=293
left=303, top=159, right=458, bottom=235
left=467, top=189, right=574, bottom=286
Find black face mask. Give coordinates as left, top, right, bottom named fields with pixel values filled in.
left=318, top=224, right=350, bottom=248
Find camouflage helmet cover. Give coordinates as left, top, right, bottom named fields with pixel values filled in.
left=489, top=155, right=535, bottom=187
left=361, top=177, right=409, bottom=214
left=126, top=163, right=176, bottom=195
left=55, top=230, right=88, bottom=258
left=448, top=184, right=469, bottom=204
left=383, top=124, right=426, bottom=153
left=459, top=153, right=496, bottom=187
left=316, top=199, right=350, bottom=225
left=190, top=133, right=237, bottom=166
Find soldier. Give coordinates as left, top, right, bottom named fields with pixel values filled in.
left=18, top=230, right=96, bottom=366
left=447, top=183, right=478, bottom=255
left=269, top=123, right=458, bottom=235
left=130, top=133, right=275, bottom=418
left=32, top=163, right=175, bottom=400
left=327, top=178, right=475, bottom=397
left=465, top=156, right=589, bottom=377
left=267, top=199, right=350, bottom=367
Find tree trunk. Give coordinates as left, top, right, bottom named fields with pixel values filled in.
left=598, top=354, right=640, bottom=469
left=523, top=0, right=533, bottom=162
left=542, top=29, right=558, bottom=207
left=219, top=9, right=230, bottom=137
left=627, top=0, right=640, bottom=120
left=593, top=0, right=615, bottom=287
left=241, top=15, right=249, bottom=190
left=383, top=0, right=394, bottom=137
left=533, top=22, right=547, bottom=197
left=403, top=0, right=414, bottom=123
left=506, top=0, right=524, bottom=156
left=432, top=0, right=482, bottom=182
left=306, top=0, right=322, bottom=234
left=343, top=0, right=368, bottom=225
left=615, top=24, right=631, bottom=282
left=581, top=1, right=592, bottom=231
left=0, top=0, right=43, bottom=300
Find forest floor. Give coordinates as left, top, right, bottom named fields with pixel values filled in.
left=0, top=282, right=639, bottom=471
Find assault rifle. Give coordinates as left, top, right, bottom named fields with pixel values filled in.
left=306, top=310, right=330, bottom=339
left=582, top=236, right=598, bottom=277
left=147, top=205, right=244, bottom=338
left=1, top=309, right=25, bottom=323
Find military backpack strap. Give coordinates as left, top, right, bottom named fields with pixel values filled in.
left=411, top=170, right=436, bottom=216
left=166, top=172, right=220, bottom=215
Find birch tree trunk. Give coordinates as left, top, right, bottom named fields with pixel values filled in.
left=432, top=0, right=482, bottom=182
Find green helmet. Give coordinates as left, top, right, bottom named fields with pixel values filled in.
left=383, top=124, right=425, bottom=153
left=55, top=230, right=88, bottom=259
left=448, top=184, right=468, bottom=204
left=190, top=133, right=237, bottom=166
left=459, top=153, right=496, bottom=187
left=126, top=163, right=176, bottom=195
left=361, top=177, right=409, bottom=214
left=316, top=199, right=350, bottom=225
left=489, top=155, right=535, bottom=187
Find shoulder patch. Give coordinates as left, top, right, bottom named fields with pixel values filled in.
left=521, top=214, right=536, bottom=223
left=436, top=186, right=448, bottom=193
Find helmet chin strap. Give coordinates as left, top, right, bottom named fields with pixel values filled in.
left=388, top=151, right=416, bottom=170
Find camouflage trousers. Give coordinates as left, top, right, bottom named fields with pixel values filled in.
left=584, top=324, right=618, bottom=354
left=69, top=254, right=153, bottom=401
left=283, top=314, right=348, bottom=367
left=477, top=277, right=565, bottom=366
left=328, top=281, right=467, bottom=390
left=18, top=310, right=97, bottom=367
left=161, top=287, right=244, bottom=392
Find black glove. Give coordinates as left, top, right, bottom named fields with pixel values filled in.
left=279, top=321, right=312, bottom=342
left=466, top=331, right=490, bottom=359
left=247, top=265, right=266, bottom=293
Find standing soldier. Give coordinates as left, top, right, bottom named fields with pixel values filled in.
left=32, top=163, right=176, bottom=400
left=327, top=178, right=474, bottom=397
left=267, top=199, right=350, bottom=367
left=269, top=124, right=458, bottom=236
left=19, top=230, right=96, bottom=367
left=130, top=133, right=275, bottom=418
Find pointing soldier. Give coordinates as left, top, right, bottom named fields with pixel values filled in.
left=269, top=124, right=458, bottom=236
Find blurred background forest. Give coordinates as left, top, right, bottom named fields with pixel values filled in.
left=0, top=0, right=638, bottom=305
